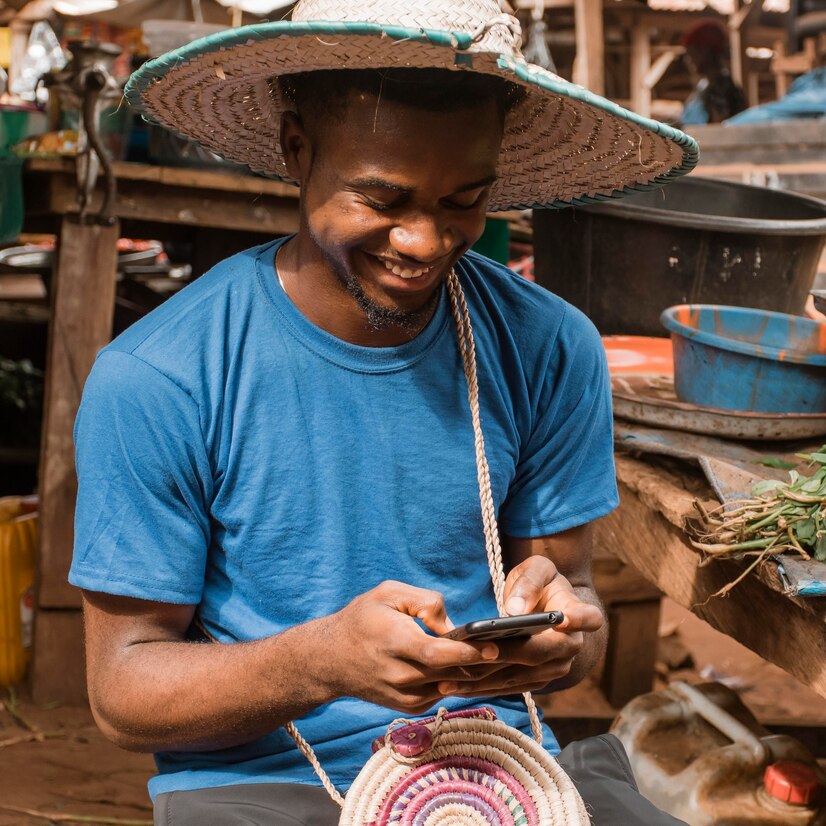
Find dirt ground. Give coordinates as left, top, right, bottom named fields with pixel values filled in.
left=1, top=598, right=824, bottom=826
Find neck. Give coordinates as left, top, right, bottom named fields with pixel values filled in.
left=275, top=234, right=439, bottom=347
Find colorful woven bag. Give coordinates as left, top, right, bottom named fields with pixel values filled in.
left=285, top=271, right=591, bottom=825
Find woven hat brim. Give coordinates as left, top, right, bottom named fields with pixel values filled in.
left=125, top=21, right=699, bottom=210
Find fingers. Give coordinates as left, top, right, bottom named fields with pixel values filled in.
left=503, top=562, right=605, bottom=635
left=436, top=660, right=574, bottom=698
left=381, top=581, right=456, bottom=636
left=399, top=661, right=509, bottom=687
left=377, top=581, right=506, bottom=668
left=555, top=600, right=604, bottom=633
left=494, top=627, right=582, bottom=666
left=503, top=557, right=557, bottom=616
left=405, top=635, right=500, bottom=670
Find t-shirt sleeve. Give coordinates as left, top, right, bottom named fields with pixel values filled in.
left=499, top=304, right=618, bottom=537
left=69, top=350, right=212, bottom=603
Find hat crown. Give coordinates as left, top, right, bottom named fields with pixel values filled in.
left=291, top=0, right=522, bottom=55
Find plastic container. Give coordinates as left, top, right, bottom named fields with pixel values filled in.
left=0, top=497, right=37, bottom=687
left=661, top=304, right=826, bottom=413
left=602, top=335, right=674, bottom=377
left=0, top=154, right=23, bottom=245
left=0, top=107, right=48, bottom=152
left=533, top=176, right=826, bottom=336
left=611, top=681, right=826, bottom=825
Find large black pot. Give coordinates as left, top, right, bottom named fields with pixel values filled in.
left=532, top=176, right=826, bottom=336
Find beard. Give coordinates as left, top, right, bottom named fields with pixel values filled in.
left=308, top=226, right=442, bottom=335
left=342, top=269, right=441, bottom=335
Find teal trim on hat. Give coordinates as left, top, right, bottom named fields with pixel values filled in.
left=126, top=22, right=474, bottom=107
left=125, top=19, right=699, bottom=210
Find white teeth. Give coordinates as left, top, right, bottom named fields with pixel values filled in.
left=381, top=258, right=427, bottom=279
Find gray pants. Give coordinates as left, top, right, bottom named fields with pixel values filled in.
left=154, top=734, right=685, bottom=825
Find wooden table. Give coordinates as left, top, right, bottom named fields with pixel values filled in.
left=598, top=453, right=826, bottom=702
left=23, top=157, right=300, bottom=704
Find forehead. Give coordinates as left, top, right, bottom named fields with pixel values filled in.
left=312, top=92, right=503, bottom=184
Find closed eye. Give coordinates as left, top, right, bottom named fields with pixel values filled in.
left=359, top=195, right=405, bottom=212
left=443, top=188, right=489, bottom=210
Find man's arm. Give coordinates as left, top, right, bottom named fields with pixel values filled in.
left=502, top=523, right=607, bottom=692
left=82, top=582, right=503, bottom=754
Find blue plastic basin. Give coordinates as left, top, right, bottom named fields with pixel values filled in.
left=660, top=304, right=826, bottom=413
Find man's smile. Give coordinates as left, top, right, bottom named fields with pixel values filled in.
left=378, top=257, right=432, bottom=280
left=362, top=251, right=453, bottom=291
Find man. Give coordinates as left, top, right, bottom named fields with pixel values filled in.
left=70, top=1, right=696, bottom=823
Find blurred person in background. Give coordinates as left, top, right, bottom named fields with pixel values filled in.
left=680, top=20, right=747, bottom=125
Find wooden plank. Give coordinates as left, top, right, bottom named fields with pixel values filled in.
left=30, top=609, right=86, bottom=706
left=573, top=0, right=605, bottom=96
left=25, top=157, right=300, bottom=200
left=688, top=119, right=826, bottom=149
left=37, top=217, right=120, bottom=608
left=694, top=168, right=826, bottom=199
left=696, top=161, right=826, bottom=177
left=595, top=479, right=826, bottom=699
left=600, top=599, right=661, bottom=707
left=643, top=47, right=682, bottom=90
left=515, top=0, right=574, bottom=8
left=34, top=172, right=299, bottom=236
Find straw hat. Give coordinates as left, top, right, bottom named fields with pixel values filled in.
left=126, top=0, right=699, bottom=210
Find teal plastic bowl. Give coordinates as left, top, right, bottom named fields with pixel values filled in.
left=660, top=304, right=826, bottom=414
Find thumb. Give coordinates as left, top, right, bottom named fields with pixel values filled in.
left=503, top=559, right=552, bottom=616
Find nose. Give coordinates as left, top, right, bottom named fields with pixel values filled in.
left=389, top=214, right=456, bottom=264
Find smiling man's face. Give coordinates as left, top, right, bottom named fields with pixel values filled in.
left=281, top=84, right=504, bottom=335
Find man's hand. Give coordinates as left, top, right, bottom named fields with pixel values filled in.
left=435, top=556, right=605, bottom=698
left=317, top=580, right=505, bottom=715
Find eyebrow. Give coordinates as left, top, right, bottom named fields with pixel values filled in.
left=346, top=175, right=497, bottom=195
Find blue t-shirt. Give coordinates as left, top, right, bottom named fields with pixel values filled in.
left=70, top=238, right=618, bottom=799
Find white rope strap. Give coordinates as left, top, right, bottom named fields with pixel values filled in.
left=285, top=721, right=346, bottom=806
left=286, top=269, right=548, bottom=801
left=445, top=269, right=544, bottom=746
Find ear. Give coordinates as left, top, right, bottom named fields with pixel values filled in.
left=280, top=110, right=312, bottom=182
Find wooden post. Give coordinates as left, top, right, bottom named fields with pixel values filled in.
left=773, top=37, right=790, bottom=98
left=746, top=69, right=760, bottom=108
left=593, top=547, right=663, bottom=707
left=729, top=0, right=745, bottom=88
left=31, top=216, right=119, bottom=702
left=630, top=23, right=652, bottom=116
left=574, top=0, right=605, bottom=96
left=729, top=0, right=757, bottom=90
left=601, top=599, right=662, bottom=707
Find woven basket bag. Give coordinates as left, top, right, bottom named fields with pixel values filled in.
left=284, top=271, right=591, bottom=825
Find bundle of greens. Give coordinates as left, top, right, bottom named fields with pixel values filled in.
left=692, top=449, right=826, bottom=576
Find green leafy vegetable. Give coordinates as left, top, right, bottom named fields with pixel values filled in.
left=691, top=446, right=826, bottom=573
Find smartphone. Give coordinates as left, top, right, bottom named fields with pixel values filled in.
left=442, top=611, right=565, bottom=641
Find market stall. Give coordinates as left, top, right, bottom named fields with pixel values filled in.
left=0, top=0, right=824, bottom=786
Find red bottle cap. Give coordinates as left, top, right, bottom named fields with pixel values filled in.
left=763, top=761, right=820, bottom=806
